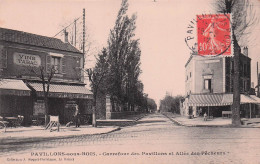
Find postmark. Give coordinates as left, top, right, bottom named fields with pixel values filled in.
left=197, top=14, right=231, bottom=56
left=185, top=13, right=232, bottom=57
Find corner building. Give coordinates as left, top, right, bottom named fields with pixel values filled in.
left=0, top=28, right=93, bottom=125
left=182, top=48, right=260, bottom=118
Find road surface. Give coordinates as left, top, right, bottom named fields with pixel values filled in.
left=1, top=113, right=260, bottom=164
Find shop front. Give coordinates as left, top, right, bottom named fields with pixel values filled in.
left=27, top=82, right=93, bottom=125
left=185, top=93, right=260, bottom=118
left=0, top=79, right=32, bottom=125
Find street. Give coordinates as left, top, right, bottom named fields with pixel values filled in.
left=1, top=113, right=260, bottom=164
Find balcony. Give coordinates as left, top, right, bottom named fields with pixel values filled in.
left=202, top=89, right=213, bottom=93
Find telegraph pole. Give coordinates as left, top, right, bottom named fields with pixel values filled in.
left=257, top=62, right=259, bottom=97
left=74, top=19, right=77, bottom=47
left=83, top=8, right=86, bottom=68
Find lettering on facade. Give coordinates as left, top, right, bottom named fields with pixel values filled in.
left=13, top=53, right=41, bottom=67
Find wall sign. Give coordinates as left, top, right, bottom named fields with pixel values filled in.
left=13, top=53, right=41, bottom=67
left=34, top=101, right=45, bottom=115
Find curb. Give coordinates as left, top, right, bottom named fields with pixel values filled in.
left=96, top=127, right=121, bottom=134
left=162, top=113, right=182, bottom=126
left=134, top=114, right=147, bottom=122
left=162, top=113, right=260, bottom=128
left=0, top=126, right=121, bottom=145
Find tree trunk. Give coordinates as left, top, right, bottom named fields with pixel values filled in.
left=232, top=34, right=241, bottom=127
left=44, top=96, right=49, bottom=126
left=92, top=105, right=97, bottom=127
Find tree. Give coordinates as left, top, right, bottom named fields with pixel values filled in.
left=159, top=94, right=184, bottom=114
left=86, top=48, right=109, bottom=127
left=106, top=0, right=144, bottom=112
left=29, top=66, right=55, bottom=126
left=213, top=0, right=258, bottom=126
left=147, top=98, right=157, bottom=112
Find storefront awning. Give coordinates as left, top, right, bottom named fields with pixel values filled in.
left=0, top=79, right=31, bottom=96
left=188, top=94, right=227, bottom=106
left=249, top=95, right=260, bottom=104
left=28, top=82, right=93, bottom=99
left=222, top=94, right=259, bottom=104
left=187, top=93, right=260, bottom=107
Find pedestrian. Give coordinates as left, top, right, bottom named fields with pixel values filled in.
left=199, top=108, right=202, bottom=116
left=203, top=112, right=207, bottom=121
left=74, top=105, right=81, bottom=128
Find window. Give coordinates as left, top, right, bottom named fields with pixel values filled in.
left=243, top=80, right=247, bottom=92
left=231, top=61, right=234, bottom=73
left=243, top=64, right=247, bottom=76
left=51, top=56, right=61, bottom=73
left=190, top=72, right=192, bottom=78
left=204, top=79, right=211, bottom=90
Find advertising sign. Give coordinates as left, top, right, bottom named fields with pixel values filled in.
left=13, top=52, right=41, bottom=67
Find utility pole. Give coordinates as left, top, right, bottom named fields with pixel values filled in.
left=83, top=8, right=85, bottom=68
left=74, top=19, right=77, bottom=47
left=257, top=62, right=259, bottom=97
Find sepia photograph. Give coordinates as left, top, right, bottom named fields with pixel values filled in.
left=0, top=0, right=260, bottom=163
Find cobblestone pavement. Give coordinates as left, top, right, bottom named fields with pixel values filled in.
left=1, top=113, right=260, bottom=164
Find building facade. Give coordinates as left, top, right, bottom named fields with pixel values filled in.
left=182, top=48, right=260, bottom=118
left=0, top=27, right=93, bottom=125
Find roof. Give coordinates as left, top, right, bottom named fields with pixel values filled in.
left=28, top=82, right=92, bottom=99
left=0, top=79, right=30, bottom=96
left=0, top=27, right=81, bottom=53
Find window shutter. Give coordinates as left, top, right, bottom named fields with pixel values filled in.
left=2, top=49, right=7, bottom=69
left=77, top=57, right=81, bottom=78
left=61, top=57, right=66, bottom=74
left=46, top=55, right=51, bottom=72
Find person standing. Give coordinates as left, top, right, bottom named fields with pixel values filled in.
left=204, top=112, right=207, bottom=121
left=74, top=105, right=81, bottom=128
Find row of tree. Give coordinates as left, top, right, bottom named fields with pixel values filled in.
left=87, top=0, right=155, bottom=126
left=159, top=93, right=184, bottom=114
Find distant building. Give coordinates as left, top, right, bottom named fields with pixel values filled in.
left=182, top=48, right=260, bottom=118
left=0, top=27, right=93, bottom=125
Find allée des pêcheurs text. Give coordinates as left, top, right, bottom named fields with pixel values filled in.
left=28, top=151, right=227, bottom=157
left=6, top=151, right=227, bottom=161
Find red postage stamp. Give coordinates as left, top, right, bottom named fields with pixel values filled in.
left=197, top=14, right=231, bottom=56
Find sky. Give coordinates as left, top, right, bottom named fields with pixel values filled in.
left=0, top=0, right=259, bottom=105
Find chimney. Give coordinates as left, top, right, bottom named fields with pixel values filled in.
left=243, top=47, right=248, bottom=57
left=64, top=30, right=68, bottom=43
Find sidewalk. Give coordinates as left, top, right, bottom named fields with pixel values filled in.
left=0, top=114, right=147, bottom=144
left=0, top=125, right=120, bottom=144
left=97, top=113, right=147, bottom=127
left=163, top=112, right=260, bottom=128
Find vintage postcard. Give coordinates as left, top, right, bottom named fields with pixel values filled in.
left=0, top=0, right=260, bottom=163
